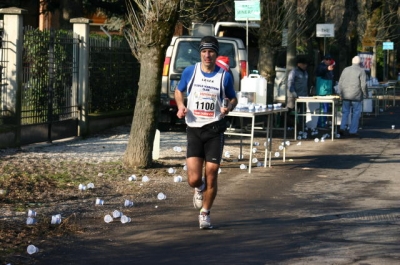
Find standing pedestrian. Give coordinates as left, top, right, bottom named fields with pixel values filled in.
left=338, top=56, right=368, bottom=137
left=286, top=57, right=309, bottom=126
left=287, top=57, right=309, bottom=109
left=174, top=36, right=237, bottom=229
left=316, top=54, right=335, bottom=128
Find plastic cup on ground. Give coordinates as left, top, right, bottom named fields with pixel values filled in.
left=27, top=245, right=39, bottom=255
left=239, top=164, right=247, bottom=170
left=157, top=192, right=166, bottom=200
left=87, top=183, right=94, bottom=189
left=26, top=217, right=36, bottom=225
left=168, top=168, right=176, bottom=174
left=253, top=142, right=260, bottom=146
left=78, top=183, right=86, bottom=191
left=95, top=198, right=104, bottom=205
left=252, top=148, right=257, bottom=153
left=278, top=145, right=284, bottom=151
left=314, top=138, right=319, bottom=143
left=112, top=210, right=123, bottom=218
left=104, top=214, right=113, bottom=223
left=392, top=125, right=395, bottom=129
left=142, top=176, right=150, bottom=182
left=121, top=215, right=131, bottom=224
left=274, top=152, right=280, bottom=158
left=285, top=141, right=290, bottom=146
left=224, top=151, right=231, bottom=158
left=257, top=162, right=263, bottom=167
left=124, top=199, right=134, bottom=207
left=28, top=209, right=36, bottom=217
left=252, top=158, right=258, bottom=163
left=183, top=165, right=187, bottom=171
left=218, top=168, right=222, bottom=174
left=51, top=215, right=61, bottom=225
left=173, top=176, right=183, bottom=182
left=128, top=175, right=137, bottom=181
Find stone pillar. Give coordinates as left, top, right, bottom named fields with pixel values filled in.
left=0, top=7, right=27, bottom=146
left=70, top=18, right=91, bottom=137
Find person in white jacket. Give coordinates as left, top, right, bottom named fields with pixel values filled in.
left=338, top=56, right=368, bottom=137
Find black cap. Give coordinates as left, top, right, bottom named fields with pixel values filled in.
left=199, top=36, right=219, bottom=54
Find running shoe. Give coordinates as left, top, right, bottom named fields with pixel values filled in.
left=193, top=187, right=203, bottom=209
left=199, top=213, right=212, bottom=229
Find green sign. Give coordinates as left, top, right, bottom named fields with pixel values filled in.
left=235, top=0, right=261, bottom=21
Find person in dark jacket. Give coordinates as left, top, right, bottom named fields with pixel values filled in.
left=338, top=56, right=368, bottom=137
left=315, top=54, right=335, bottom=128
left=286, top=57, right=309, bottom=110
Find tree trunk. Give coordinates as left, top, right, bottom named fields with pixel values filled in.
left=123, top=47, right=163, bottom=169
left=123, top=0, right=180, bottom=169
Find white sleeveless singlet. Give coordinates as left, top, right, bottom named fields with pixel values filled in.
left=185, top=63, right=226, bottom=127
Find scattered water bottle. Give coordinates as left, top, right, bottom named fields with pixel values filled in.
left=104, top=214, right=113, bottom=223
left=124, top=199, right=134, bottom=207
left=173, top=176, right=183, bottom=182
left=142, top=176, right=150, bottom=182
left=121, top=215, right=131, bottom=224
left=27, top=245, right=39, bottom=255
left=167, top=167, right=176, bottom=174
left=239, top=164, right=247, bottom=170
left=157, top=193, right=167, bottom=200
left=112, top=210, right=123, bottom=218
left=27, top=209, right=36, bottom=217
left=87, top=183, right=95, bottom=189
left=95, top=198, right=104, bottom=205
left=78, top=183, right=86, bottom=191
left=128, top=175, right=137, bottom=181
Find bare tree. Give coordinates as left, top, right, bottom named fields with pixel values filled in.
left=258, top=0, right=315, bottom=83
left=123, top=0, right=180, bottom=169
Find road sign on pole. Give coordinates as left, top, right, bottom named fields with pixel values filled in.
left=234, top=1, right=261, bottom=21
left=316, top=24, right=334, bottom=55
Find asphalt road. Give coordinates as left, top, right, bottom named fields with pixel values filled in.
left=36, top=106, right=400, bottom=264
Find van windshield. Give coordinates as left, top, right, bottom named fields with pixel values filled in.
left=174, top=41, right=237, bottom=73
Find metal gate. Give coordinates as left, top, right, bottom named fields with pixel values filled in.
left=21, top=27, right=79, bottom=144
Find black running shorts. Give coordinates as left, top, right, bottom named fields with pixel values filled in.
left=186, top=125, right=225, bottom=164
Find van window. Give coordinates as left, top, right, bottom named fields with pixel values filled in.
left=173, top=41, right=237, bottom=73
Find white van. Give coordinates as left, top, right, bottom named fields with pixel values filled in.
left=160, top=35, right=248, bottom=124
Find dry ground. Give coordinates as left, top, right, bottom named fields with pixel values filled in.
left=0, top=123, right=300, bottom=264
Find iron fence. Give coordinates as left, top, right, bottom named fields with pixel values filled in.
left=22, top=27, right=78, bottom=125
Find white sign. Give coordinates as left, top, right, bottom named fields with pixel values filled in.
left=235, top=0, right=261, bottom=21
left=316, top=24, right=335, bottom=37
left=383, top=42, right=394, bottom=50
